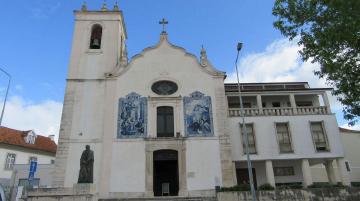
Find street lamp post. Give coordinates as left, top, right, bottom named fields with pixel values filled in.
left=0, top=68, right=11, bottom=126
left=234, top=43, right=257, bottom=201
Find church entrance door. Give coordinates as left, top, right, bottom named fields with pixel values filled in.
left=153, top=150, right=179, bottom=196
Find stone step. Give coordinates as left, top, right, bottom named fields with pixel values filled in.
left=99, top=196, right=217, bottom=201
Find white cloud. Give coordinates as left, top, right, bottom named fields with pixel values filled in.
left=1, top=96, right=62, bottom=142
left=225, top=38, right=344, bottom=113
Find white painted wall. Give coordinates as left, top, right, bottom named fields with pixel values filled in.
left=110, top=141, right=146, bottom=193
left=186, top=138, right=222, bottom=190
left=341, top=131, right=360, bottom=182
left=0, top=146, right=54, bottom=181
left=228, top=115, right=344, bottom=161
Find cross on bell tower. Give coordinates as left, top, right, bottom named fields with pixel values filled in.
left=159, top=18, right=168, bottom=33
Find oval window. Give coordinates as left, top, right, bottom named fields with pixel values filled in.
left=151, top=80, right=178, bottom=95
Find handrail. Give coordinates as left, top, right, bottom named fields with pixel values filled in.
left=229, top=106, right=329, bottom=117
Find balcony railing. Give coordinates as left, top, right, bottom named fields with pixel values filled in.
left=228, top=106, right=329, bottom=117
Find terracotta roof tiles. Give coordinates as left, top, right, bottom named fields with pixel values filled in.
left=0, top=126, right=57, bottom=154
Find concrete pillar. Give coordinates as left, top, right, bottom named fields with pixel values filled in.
left=289, top=94, right=297, bottom=115
left=337, top=158, right=351, bottom=186
left=256, top=95, right=263, bottom=114
left=232, top=161, right=238, bottom=185
left=265, top=160, right=275, bottom=187
left=321, top=92, right=331, bottom=113
left=301, top=159, right=313, bottom=187
left=325, top=160, right=337, bottom=184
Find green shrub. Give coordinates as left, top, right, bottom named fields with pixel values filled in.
left=351, top=182, right=360, bottom=187
left=258, top=183, right=275, bottom=190
left=307, top=182, right=345, bottom=188
left=218, top=184, right=250, bottom=192
left=278, top=183, right=303, bottom=189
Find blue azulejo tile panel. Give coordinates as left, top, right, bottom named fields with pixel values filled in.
left=184, top=91, right=214, bottom=137
left=117, top=92, right=147, bottom=138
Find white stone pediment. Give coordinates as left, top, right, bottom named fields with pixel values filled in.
left=107, top=33, right=226, bottom=78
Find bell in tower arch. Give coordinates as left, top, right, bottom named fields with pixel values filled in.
left=89, top=24, right=102, bottom=49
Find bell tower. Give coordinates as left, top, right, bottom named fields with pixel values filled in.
left=53, top=2, right=127, bottom=189
left=67, top=2, right=127, bottom=79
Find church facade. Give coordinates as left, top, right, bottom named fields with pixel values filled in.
left=52, top=5, right=350, bottom=200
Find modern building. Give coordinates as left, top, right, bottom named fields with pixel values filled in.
left=226, top=82, right=350, bottom=188
left=0, top=127, right=57, bottom=186
left=47, top=4, right=353, bottom=200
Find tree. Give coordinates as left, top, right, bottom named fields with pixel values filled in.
left=272, top=0, right=360, bottom=125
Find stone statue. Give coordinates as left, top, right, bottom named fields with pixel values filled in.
left=78, top=145, right=94, bottom=183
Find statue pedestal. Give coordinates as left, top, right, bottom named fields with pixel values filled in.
left=73, top=183, right=96, bottom=195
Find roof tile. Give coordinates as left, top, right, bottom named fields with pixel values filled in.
left=0, top=127, right=57, bottom=154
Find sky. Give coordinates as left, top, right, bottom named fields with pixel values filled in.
left=0, top=0, right=358, bottom=141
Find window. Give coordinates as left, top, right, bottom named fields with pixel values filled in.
left=274, top=167, right=295, bottom=176
left=272, top=102, right=281, bottom=107
left=5, top=153, right=16, bottom=170
left=89, top=24, right=102, bottom=49
left=51, top=159, right=55, bottom=164
left=151, top=80, right=178, bottom=95
left=25, top=131, right=36, bottom=144
left=29, top=156, right=37, bottom=164
left=310, top=122, right=329, bottom=152
left=276, top=123, right=293, bottom=153
left=240, top=123, right=256, bottom=154
left=157, top=106, right=174, bottom=137
left=296, top=101, right=313, bottom=107
left=243, top=102, right=251, bottom=108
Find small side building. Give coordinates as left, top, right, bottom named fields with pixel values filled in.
left=311, top=127, right=360, bottom=185
left=0, top=126, right=57, bottom=198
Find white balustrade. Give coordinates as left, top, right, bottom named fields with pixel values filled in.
left=229, top=106, right=329, bottom=117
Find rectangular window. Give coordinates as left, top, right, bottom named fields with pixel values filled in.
left=296, top=101, right=313, bottom=107
left=276, top=123, right=293, bottom=153
left=5, top=153, right=16, bottom=170
left=243, top=102, right=252, bottom=108
left=272, top=102, right=281, bottom=107
left=29, top=156, right=37, bottom=164
left=274, top=167, right=295, bottom=176
left=310, top=122, right=329, bottom=152
left=240, top=123, right=256, bottom=154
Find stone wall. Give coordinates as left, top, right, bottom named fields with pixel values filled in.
left=20, top=184, right=96, bottom=201
left=217, top=188, right=360, bottom=201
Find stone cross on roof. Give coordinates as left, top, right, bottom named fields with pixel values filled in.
left=159, top=18, right=168, bottom=33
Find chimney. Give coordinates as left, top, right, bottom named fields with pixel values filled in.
left=48, top=135, right=55, bottom=141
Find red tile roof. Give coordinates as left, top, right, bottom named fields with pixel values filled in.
left=339, top=127, right=360, bottom=133
left=0, top=127, right=57, bottom=154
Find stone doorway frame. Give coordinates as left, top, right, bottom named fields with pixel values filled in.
left=145, top=138, right=187, bottom=197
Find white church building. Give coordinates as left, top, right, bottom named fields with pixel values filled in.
left=51, top=4, right=350, bottom=200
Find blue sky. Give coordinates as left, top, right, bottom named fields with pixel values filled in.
left=0, top=0, right=357, bottom=138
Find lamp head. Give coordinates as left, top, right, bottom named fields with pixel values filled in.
left=237, top=43, right=243, bottom=51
